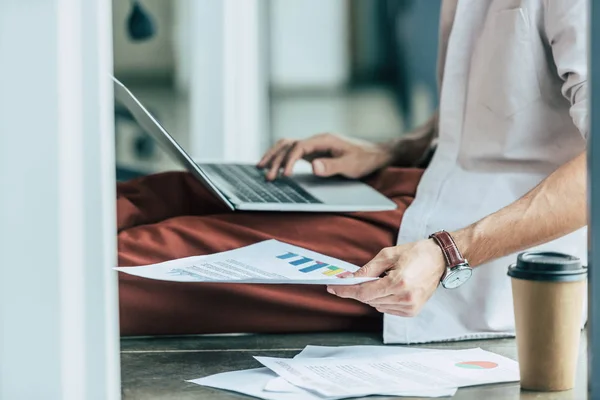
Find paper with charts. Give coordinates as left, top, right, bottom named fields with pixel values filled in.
left=115, top=240, right=376, bottom=285
left=255, top=347, right=520, bottom=398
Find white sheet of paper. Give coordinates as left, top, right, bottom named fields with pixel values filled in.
left=188, top=368, right=315, bottom=400
left=189, top=346, right=457, bottom=400
left=256, top=348, right=519, bottom=398
left=190, top=367, right=456, bottom=400
left=264, top=345, right=444, bottom=393
left=263, top=378, right=458, bottom=400
left=263, top=373, right=456, bottom=398
left=116, top=240, right=376, bottom=285
left=298, top=344, right=440, bottom=359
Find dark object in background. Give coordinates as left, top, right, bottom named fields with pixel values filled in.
left=114, top=105, right=155, bottom=181
left=350, top=0, right=440, bottom=130
left=115, top=105, right=157, bottom=159
left=115, top=0, right=157, bottom=180
left=127, top=0, right=156, bottom=41
left=385, top=0, right=441, bottom=130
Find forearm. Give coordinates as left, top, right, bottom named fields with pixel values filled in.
left=453, top=151, right=587, bottom=267
left=381, top=114, right=437, bottom=168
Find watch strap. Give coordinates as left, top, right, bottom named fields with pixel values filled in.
left=429, top=230, right=467, bottom=268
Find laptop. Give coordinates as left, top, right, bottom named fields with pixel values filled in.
left=113, top=77, right=397, bottom=212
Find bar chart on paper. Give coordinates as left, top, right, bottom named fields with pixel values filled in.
left=116, top=240, right=374, bottom=285
left=276, top=252, right=353, bottom=278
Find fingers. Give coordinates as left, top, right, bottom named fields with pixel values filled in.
left=328, top=284, right=421, bottom=317
left=363, top=293, right=419, bottom=317
left=326, top=248, right=398, bottom=302
left=283, top=134, right=341, bottom=177
left=311, top=158, right=347, bottom=177
left=313, top=157, right=367, bottom=179
left=258, top=133, right=350, bottom=180
left=327, top=278, right=393, bottom=303
left=353, top=248, right=397, bottom=278
left=264, top=140, right=296, bottom=181
left=257, top=139, right=291, bottom=169
left=282, top=142, right=308, bottom=177
left=366, top=293, right=412, bottom=307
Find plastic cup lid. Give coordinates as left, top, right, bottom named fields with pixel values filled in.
left=507, top=251, right=587, bottom=282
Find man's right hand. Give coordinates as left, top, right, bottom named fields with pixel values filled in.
left=257, top=133, right=393, bottom=181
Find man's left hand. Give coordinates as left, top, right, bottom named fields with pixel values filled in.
left=327, top=240, right=447, bottom=317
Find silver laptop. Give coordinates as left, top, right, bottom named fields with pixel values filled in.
left=113, top=77, right=397, bottom=212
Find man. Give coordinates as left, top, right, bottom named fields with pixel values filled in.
left=117, top=0, right=587, bottom=343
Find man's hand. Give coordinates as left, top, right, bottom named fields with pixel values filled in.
left=327, top=240, right=446, bottom=317
left=257, top=133, right=393, bottom=181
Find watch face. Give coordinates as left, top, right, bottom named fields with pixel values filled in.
left=443, top=267, right=473, bottom=289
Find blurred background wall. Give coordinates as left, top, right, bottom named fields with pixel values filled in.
left=113, top=0, right=175, bottom=82
left=112, top=0, right=440, bottom=179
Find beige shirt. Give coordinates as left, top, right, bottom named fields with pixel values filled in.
left=384, top=0, right=588, bottom=343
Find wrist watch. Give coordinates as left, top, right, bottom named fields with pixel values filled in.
left=429, top=230, right=473, bottom=289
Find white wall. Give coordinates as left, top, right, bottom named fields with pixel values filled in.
left=269, top=0, right=350, bottom=90
left=0, top=1, right=120, bottom=399
left=181, top=0, right=269, bottom=162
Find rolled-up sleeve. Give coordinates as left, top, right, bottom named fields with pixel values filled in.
left=544, top=0, right=588, bottom=139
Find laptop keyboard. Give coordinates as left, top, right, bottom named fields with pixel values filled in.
left=201, top=164, right=322, bottom=204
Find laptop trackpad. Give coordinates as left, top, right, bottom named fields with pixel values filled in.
left=293, top=174, right=392, bottom=206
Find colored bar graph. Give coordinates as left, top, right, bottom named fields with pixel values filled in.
left=276, top=252, right=298, bottom=260
left=290, top=257, right=313, bottom=266
left=323, top=266, right=344, bottom=276
left=299, top=262, right=329, bottom=273
left=276, top=252, right=350, bottom=276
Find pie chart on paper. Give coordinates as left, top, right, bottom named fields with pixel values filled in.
left=455, top=361, right=499, bottom=370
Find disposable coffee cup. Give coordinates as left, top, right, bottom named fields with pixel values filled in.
left=508, top=251, right=587, bottom=391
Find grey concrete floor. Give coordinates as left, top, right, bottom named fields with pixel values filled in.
left=120, top=332, right=588, bottom=400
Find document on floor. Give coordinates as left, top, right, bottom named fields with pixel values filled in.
left=189, top=344, right=459, bottom=399
left=191, top=367, right=456, bottom=400
left=256, top=348, right=519, bottom=398
left=264, top=344, right=444, bottom=394
left=261, top=345, right=458, bottom=398
left=115, top=239, right=376, bottom=285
